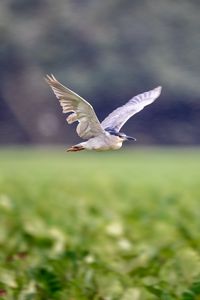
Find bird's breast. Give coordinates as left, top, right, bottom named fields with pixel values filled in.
left=104, top=134, right=123, bottom=150
left=85, top=134, right=122, bottom=151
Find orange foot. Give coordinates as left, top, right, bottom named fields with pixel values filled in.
left=66, top=145, right=85, bottom=152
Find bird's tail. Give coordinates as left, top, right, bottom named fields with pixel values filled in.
left=66, top=144, right=85, bottom=152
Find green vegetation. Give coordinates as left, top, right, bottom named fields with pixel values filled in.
left=0, top=148, right=200, bottom=299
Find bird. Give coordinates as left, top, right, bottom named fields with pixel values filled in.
left=45, top=75, right=162, bottom=152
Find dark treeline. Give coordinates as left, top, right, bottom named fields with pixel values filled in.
left=0, top=0, right=200, bottom=145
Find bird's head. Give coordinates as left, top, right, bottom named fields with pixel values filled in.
left=105, top=128, right=136, bottom=142
left=118, top=132, right=136, bottom=142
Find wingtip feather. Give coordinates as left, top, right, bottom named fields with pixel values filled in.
left=45, top=74, right=57, bottom=83
left=51, top=74, right=57, bottom=81
left=154, top=86, right=162, bottom=94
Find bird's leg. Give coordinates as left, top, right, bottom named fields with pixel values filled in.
left=66, top=144, right=85, bottom=152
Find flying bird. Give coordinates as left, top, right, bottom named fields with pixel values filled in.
left=45, top=75, right=162, bottom=152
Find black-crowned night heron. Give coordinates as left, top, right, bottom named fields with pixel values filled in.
left=45, top=75, right=162, bottom=152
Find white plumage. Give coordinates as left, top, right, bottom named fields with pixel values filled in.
left=45, top=75, right=162, bottom=152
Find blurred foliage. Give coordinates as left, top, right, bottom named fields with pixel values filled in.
left=0, top=148, right=200, bottom=299
left=0, top=0, right=200, bottom=144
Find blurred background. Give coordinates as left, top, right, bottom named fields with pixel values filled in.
left=1, top=2, right=200, bottom=298
left=0, top=0, right=200, bottom=146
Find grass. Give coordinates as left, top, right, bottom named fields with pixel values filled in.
left=0, top=147, right=200, bottom=299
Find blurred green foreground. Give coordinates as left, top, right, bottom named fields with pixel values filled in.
left=0, top=148, right=200, bottom=300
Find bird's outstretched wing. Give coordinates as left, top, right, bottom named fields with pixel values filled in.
left=45, top=75, right=104, bottom=139
left=101, top=86, right=162, bottom=131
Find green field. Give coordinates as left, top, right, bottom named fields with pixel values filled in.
left=0, top=148, right=200, bottom=300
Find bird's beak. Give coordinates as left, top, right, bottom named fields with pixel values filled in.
left=126, top=136, right=136, bottom=141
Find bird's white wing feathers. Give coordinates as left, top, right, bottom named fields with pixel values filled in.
left=45, top=75, right=104, bottom=139
left=101, top=86, right=162, bottom=131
